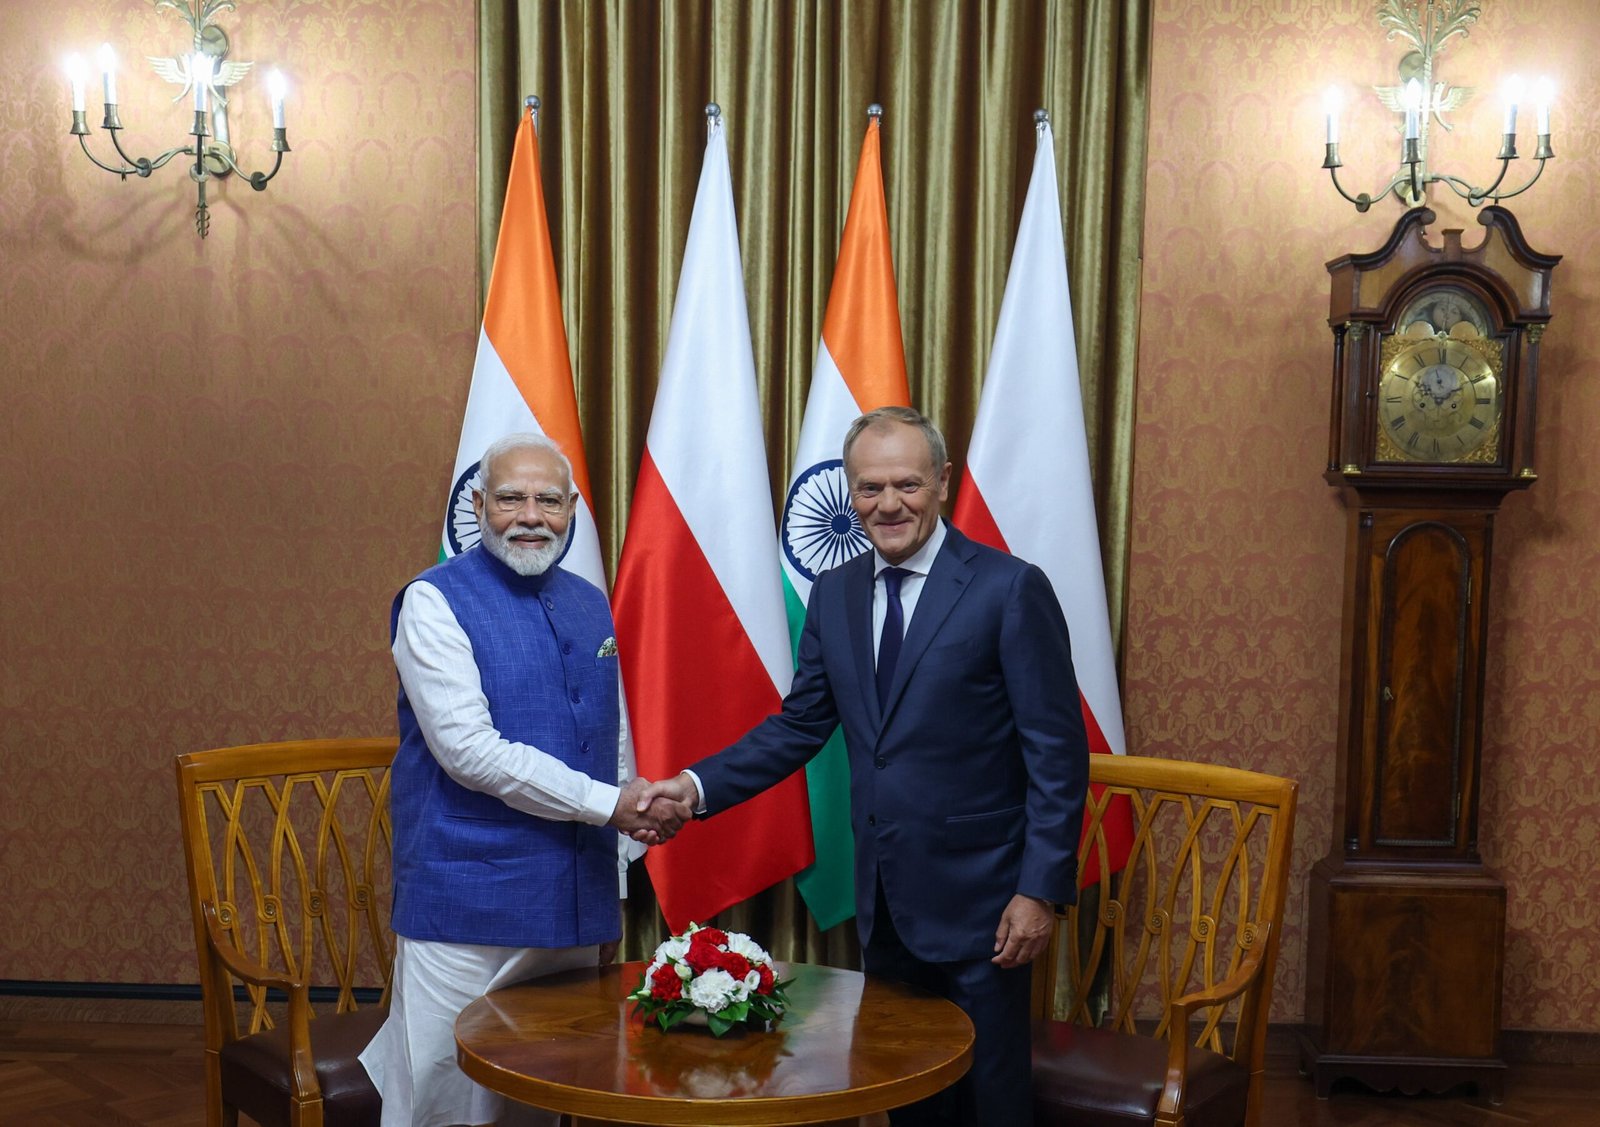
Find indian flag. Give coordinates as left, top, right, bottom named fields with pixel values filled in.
left=612, top=111, right=814, bottom=931
left=951, top=115, right=1133, bottom=884
left=439, top=100, right=605, bottom=591
left=779, top=112, right=910, bottom=930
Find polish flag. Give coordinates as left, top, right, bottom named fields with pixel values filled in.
left=780, top=112, right=909, bottom=930
left=612, top=113, right=814, bottom=929
left=439, top=101, right=604, bottom=590
left=952, top=116, right=1133, bottom=883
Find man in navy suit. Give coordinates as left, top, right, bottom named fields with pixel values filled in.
left=648, top=406, right=1089, bottom=1126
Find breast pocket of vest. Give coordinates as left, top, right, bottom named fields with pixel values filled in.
left=942, top=805, right=1025, bottom=850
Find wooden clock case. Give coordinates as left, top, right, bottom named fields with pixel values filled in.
left=1298, top=206, right=1558, bottom=1102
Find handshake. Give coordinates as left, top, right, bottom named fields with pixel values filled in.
left=608, top=772, right=702, bottom=845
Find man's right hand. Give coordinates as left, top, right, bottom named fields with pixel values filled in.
left=609, top=777, right=692, bottom=845
left=638, top=772, right=701, bottom=818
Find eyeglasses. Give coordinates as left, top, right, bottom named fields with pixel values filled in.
left=851, top=478, right=933, bottom=501
left=488, top=490, right=573, bottom=515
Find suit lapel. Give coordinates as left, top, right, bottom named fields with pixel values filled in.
left=878, top=527, right=975, bottom=729
left=843, top=551, right=881, bottom=726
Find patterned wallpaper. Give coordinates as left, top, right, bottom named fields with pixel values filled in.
left=5, top=0, right=1599, bottom=1038
left=1128, top=0, right=1600, bottom=1029
left=0, top=2, right=476, bottom=981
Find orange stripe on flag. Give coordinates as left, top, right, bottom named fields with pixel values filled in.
left=481, top=111, right=594, bottom=503
left=820, top=119, right=908, bottom=411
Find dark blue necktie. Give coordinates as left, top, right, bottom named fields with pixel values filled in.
left=876, top=567, right=911, bottom=707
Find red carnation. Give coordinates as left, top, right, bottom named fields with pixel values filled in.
left=650, top=967, right=683, bottom=1001
left=754, top=963, right=775, bottom=995
left=686, top=928, right=728, bottom=973
left=714, top=950, right=751, bottom=982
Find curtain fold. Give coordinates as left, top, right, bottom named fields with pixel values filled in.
left=477, top=0, right=1149, bottom=964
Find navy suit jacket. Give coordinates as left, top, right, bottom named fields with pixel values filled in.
left=694, top=523, right=1089, bottom=963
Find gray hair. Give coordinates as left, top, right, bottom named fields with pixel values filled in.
left=478, top=432, right=572, bottom=491
left=842, top=406, right=948, bottom=472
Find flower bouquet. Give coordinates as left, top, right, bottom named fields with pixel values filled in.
left=628, top=923, right=792, bottom=1036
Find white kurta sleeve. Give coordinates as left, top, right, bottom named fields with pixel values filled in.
left=393, top=580, right=621, bottom=826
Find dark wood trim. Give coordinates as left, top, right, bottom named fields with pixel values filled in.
left=0, top=979, right=383, bottom=1005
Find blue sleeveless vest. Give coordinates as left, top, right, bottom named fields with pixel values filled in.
left=389, top=546, right=621, bottom=948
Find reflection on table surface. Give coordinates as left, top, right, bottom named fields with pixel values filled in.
left=455, top=961, right=973, bottom=1125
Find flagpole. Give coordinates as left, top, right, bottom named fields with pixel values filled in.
left=526, top=93, right=539, bottom=129
left=705, top=101, right=720, bottom=138
left=868, top=102, right=882, bottom=123
left=1035, top=106, right=1049, bottom=137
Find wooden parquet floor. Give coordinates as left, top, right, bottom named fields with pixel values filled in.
left=1, top=1014, right=1598, bottom=1127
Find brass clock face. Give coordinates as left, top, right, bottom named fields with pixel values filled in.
left=1377, top=335, right=1501, bottom=463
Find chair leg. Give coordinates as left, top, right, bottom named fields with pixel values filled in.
left=288, top=1095, right=325, bottom=1127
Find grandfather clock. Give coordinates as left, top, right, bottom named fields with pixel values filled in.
left=1299, top=206, right=1557, bottom=1101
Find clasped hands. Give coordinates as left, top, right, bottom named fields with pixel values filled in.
left=608, top=772, right=700, bottom=845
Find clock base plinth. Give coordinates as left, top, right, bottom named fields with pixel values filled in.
left=1301, top=856, right=1505, bottom=1104
left=1294, top=1031, right=1507, bottom=1104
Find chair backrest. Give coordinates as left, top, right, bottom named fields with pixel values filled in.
left=1037, top=755, right=1297, bottom=1072
left=175, top=739, right=397, bottom=1040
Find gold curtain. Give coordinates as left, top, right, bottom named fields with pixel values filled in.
left=477, top=0, right=1149, bottom=964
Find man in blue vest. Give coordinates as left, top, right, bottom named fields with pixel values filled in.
left=360, top=433, right=689, bottom=1127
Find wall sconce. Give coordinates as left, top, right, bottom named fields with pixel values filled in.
left=1321, top=0, right=1554, bottom=212
left=65, top=0, right=292, bottom=237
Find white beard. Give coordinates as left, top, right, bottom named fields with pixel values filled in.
left=478, top=516, right=569, bottom=577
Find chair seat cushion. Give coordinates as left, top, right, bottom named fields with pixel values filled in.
left=218, top=1004, right=387, bottom=1127
left=1032, top=1020, right=1250, bottom=1127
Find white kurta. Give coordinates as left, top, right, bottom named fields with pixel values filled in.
left=360, top=581, right=644, bottom=1127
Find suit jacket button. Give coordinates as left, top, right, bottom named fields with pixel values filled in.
left=867, top=814, right=876, bottom=826
left=874, top=756, right=886, bottom=769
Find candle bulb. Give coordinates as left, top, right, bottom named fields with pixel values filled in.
left=192, top=52, right=214, bottom=114
left=268, top=69, right=287, bottom=129
left=66, top=53, right=86, bottom=112
left=1503, top=75, right=1524, bottom=135
left=1322, top=85, right=1341, bottom=145
left=1403, top=78, right=1421, bottom=141
left=1535, top=76, right=1554, bottom=135
left=97, top=43, right=117, bottom=104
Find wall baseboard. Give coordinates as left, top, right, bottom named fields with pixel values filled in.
left=0, top=979, right=383, bottom=1008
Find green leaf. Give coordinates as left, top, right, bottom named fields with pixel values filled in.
left=708, top=1011, right=735, bottom=1036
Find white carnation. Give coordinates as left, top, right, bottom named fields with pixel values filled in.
left=658, top=935, right=691, bottom=963
left=725, top=932, right=771, bottom=966
left=686, top=968, right=739, bottom=1012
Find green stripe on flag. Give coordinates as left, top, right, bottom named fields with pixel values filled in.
left=785, top=576, right=856, bottom=930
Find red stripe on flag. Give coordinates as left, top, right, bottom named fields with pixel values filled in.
left=613, top=451, right=814, bottom=929
left=952, top=477, right=1133, bottom=886
left=949, top=475, right=1010, bottom=554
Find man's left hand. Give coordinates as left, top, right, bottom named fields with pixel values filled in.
left=992, top=894, right=1055, bottom=968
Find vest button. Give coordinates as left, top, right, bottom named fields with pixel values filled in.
left=580, top=741, right=591, bottom=754
left=561, top=641, right=573, bottom=655
left=570, top=690, right=581, bottom=704
left=545, top=597, right=555, bottom=609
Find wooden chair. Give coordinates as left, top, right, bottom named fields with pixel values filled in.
left=1032, top=755, right=1297, bottom=1127
left=176, top=738, right=397, bottom=1127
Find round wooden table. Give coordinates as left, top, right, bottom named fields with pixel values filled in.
left=455, top=961, right=973, bottom=1126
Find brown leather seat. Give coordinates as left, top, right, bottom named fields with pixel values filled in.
left=1033, top=1021, right=1249, bottom=1127
left=176, top=739, right=397, bottom=1127
left=218, top=1006, right=387, bottom=1127
left=1029, top=755, right=1298, bottom=1127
